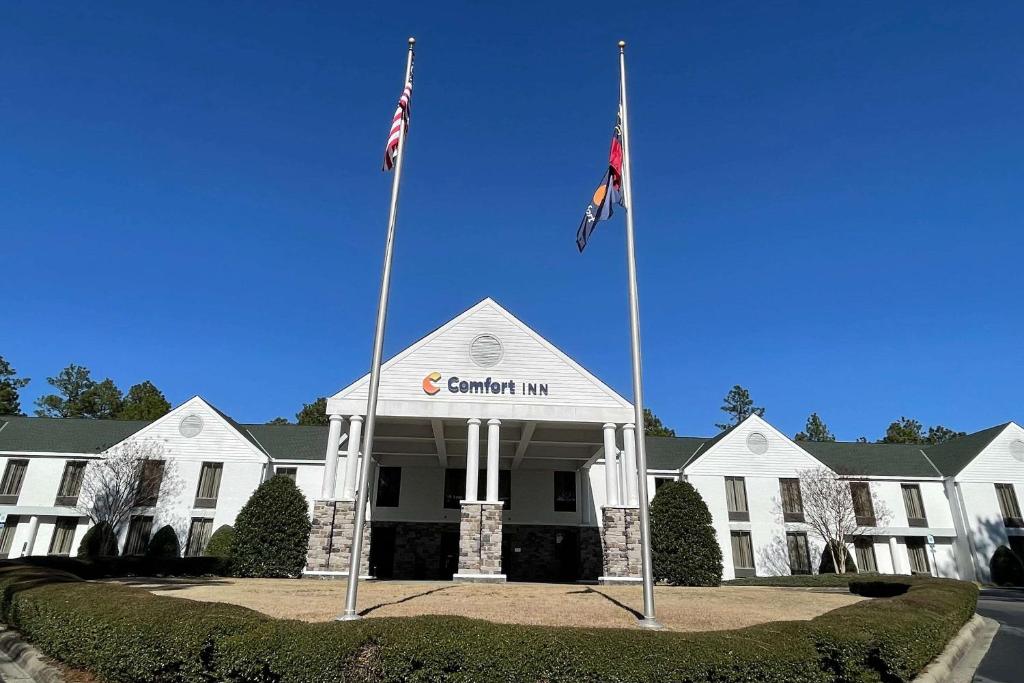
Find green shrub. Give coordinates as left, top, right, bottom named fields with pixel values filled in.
left=232, top=476, right=311, bottom=578
left=818, top=540, right=858, bottom=574
left=650, top=480, right=723, bottom=586
left=3, top=555, right=230, bottom=579
left=204, top=524, right=235, bottom=558
left=990, top=545, right=1024, bottom=586
left=0, top=560, right=980, bottom=683
left=145, top=525, right=181, bottom=559
left=76, top=521, right=119, bottom=558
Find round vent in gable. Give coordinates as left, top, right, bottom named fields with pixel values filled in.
left=179, top=414, right=204, bottom=438
left=746, top=431, right=769, bottom=455
left=470, top=334, right=503, bottom=368
left=1010, top=439, right=1024, bottom=463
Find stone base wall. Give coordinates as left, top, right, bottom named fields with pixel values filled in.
left=457, top=502, right=504, bottom=577
left=503, top=525, right=602, bottom=582
left=370, top=521, right=458, bottom=580
left=305, top=499, right=370, bottom=576
left=601, top=506, right=641, bottom=579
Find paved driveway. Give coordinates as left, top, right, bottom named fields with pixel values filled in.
left=973, top=588, right=1024, bottom=683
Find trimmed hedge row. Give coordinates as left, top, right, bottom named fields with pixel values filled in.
left=3, top=555, right=230, bottom=579
left=725, top=572, right=888, bottom=588
left=0, top=563, right=977, bottom=683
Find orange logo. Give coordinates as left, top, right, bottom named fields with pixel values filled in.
left=422, top=372, right=441, bottom=395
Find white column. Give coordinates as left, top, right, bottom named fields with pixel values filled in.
left=465, top=418, right=481, bottom=501
left=622, top=423, right=639, bottom=506
left=603, top=423, right=619, bottom=506
left=320, top=415, right=345, bottom=499
left=486, top=419, right=501, bottom=502
left=341, top=415, right=364, bottom=500
left=889, top=536, right=903, bottom=574
left=23, top=515, right=40, bottom=557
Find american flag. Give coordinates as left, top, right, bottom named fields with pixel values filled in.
left=382, top=78, right=412, bottom=171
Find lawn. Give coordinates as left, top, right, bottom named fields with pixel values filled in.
left=115, top=577, right=863, bottom=631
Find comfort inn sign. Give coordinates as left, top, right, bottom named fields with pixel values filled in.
left=423, top=372, right=549, bottom=397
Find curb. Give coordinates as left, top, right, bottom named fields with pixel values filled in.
left=0, top=626, right=65, bottom=683
left=912, top=614, right=999, bottom=683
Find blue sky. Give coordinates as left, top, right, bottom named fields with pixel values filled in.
left=2, top=2, right=1022, bottom=439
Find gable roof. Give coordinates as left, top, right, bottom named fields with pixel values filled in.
left=0, top=416, right=151, bottom=454
left=644, top=435, right=709, bottom=470
left=920, top=423, right=1009, bottom=476
left=0, top=412, right=328, bottom=462
left=797, top=441, right=941, bottom=478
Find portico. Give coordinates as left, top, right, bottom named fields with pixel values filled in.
left=304, top=298, right=643, bottom=583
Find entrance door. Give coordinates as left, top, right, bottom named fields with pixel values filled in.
left=440, top=531, right=459, bottom=579
left=370, top=526, right=396, bottom=579
left=555, top=529, right=579, bottom=582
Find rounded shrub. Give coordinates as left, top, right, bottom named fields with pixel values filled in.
left=650, top=480, right=723, bottom=586
left=77, top=521, right=119, bottom=558
left=204, top=524, right=236, bottom=558
left=818, top=541, right=857, bottom=574
left=232, top=476, right=311, bottom=578
left=146, top=525, right=181, bottom=559
left=990, top=545, right=1024, bottom=586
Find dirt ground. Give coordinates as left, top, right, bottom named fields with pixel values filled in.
left=116, top=578, right=862, bottom=631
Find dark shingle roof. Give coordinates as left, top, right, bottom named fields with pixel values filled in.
left=643, top=435, right=711, bottom=470
left=0, top=416, right=152, bottom=454
left=798, top=441, right=940, bottom=477
left=242, top=424, right=329, bottom=461
left=920, top=423, right=1009, bottom=476
left=0, top=414, right=328, bottom=461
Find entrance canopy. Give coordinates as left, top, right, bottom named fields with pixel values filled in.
left=327, top=298, right=634, bottom=425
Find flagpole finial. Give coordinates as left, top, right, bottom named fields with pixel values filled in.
left=618, top=40, right=626, bottom=49
left=408, top=37, right=416, bottom=46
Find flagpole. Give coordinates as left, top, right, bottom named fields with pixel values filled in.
left=338, top=36, right=415, bottom=621
left=618, top=39, right=661, bottom=629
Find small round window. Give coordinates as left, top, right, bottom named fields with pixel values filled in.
left=1010, top=439, right=1024, bottom=463
left=746, top=431, right=769, bottom=455
left=179, top=414, right=204, bottom=438
left=470, top=334, right=503, bottom=368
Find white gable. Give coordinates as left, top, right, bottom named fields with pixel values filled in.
left=108, top=396, right=269, bottom=464
left=328, top=298, right=633, bottom=423
left=956, top=423, right=1023, bottom=484
left=684, top=414, right=827, bottom=477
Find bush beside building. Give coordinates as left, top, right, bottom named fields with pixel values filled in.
left=231, top=477, right=311, bottom=578
left=650, top=481, right=722, bottom=586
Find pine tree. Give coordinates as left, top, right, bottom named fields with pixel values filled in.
left=880, top=417, right=925, bottom=444
left=296, top=397, right=328, bottom=426
left=644, top=408, right=676, bottom=437
left=119, top=381, right=171, bottom=420
left=795, top=413, right=835, bottom=442
left=0, top=356, right=30, bottom=416
left=35, top=364, right=96, bottom=417
left=715, top=385, right=764, bottom=431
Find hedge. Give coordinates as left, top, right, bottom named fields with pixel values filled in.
left=0, top=562, right=978, bottom=683
left=2, top=555, right=230, bottom=579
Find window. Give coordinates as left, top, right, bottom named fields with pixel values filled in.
left=906, top=538, right=930, bottom=574
left=55, top=461, right=87, bottom=506
left=442, top=469, right=510, bottom=509
left=654, top=477, right=674, bottom=493
left=780, top=478, right=804, bottom=522
left=554, top=471, right=577, bottom=512
left=0, top=460, right=28, bottom=505
left=375, top=467, right=402, bottom=507
left=275, top=467, right=297, bottom=481
left=901, top=484, right=927, bottom=527
left=731, top=531, right=755, bottom=577
left=135, top=460, right=165, bottom=507
left=48, top=518, right=78, bottom=556
left=443, top=469, right=465, bottom=509
left=850, top=482, right=876, bottom=526
left=854, top=538, right=877, bottom=573
left=996, top=484, right=1023, bottom=528
left=725, top=477, right=749, bottom=521
left=124, top=515, right=154, bottom=555
left=786, top=532, right=811, bottom=575
left=185, top=518, right=214, bottom=557
left=194, top=462, right=223, bottom=509
left=0, top=516, right=20, bottom=559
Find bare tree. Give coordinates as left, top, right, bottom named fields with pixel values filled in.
left=797, top=466, right=891, bottom=574
left=76, top=440, right=176, bottom=541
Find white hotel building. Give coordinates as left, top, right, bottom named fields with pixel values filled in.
left=1, top=298, right=1022, bottom=583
